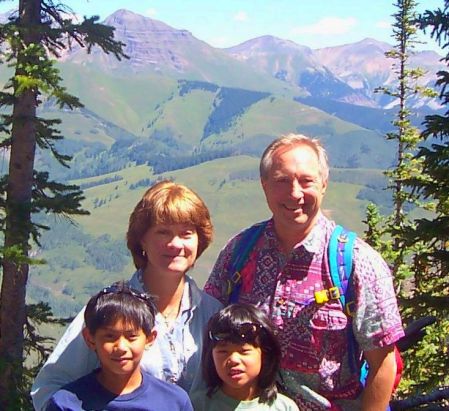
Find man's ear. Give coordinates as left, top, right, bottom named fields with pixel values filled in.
left=145, top=329, right=157, bottom=350
left=321, top=178, right=328, bottom=194
left=82, top=327, right=96, bottom=351
left=260, top=177, right=268, bottom=193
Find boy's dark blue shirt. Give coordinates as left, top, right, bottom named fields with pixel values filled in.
left=45, top=369, right=193, bottom=411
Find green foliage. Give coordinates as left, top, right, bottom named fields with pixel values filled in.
left=0, top=1, right=127, bottom=407
left=374, top=0, right=434, bottom=273
left=178, top=79, right=219, bottom=96
left=396, top=0, right=449, bottom=391
left=84, top=234, right=127, bottom=272
left=202, top=87, right=270, bottom=139
left=364, top=0, right=448, bottom=395
left=363, top=203, right=387, bottom=251
left=150, top=147, right=235, bottom=174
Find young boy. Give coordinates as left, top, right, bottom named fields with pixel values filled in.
left=45, top=283, right=193, bottom=411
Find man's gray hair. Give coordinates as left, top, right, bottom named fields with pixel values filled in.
left=259, top=133, right=329, bottom=182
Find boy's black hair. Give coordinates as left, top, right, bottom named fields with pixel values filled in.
left=84, top=281, right=157, bottom=336
left=202, top=303, right=281, bottom=404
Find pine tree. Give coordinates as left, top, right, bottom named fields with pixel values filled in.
left=398, top=0, right=449, bottom=390
left=365, top=0, right=448, bottom=393
left=0, top=1, right=126, bottom=408
left=374, top=0, right=436, bottom=284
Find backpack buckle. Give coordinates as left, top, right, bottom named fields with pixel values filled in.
left=314, top=287, right=341, bottom=304
left=231, top=271, right=241, bottom=284
left=226, top=271, right=242, bottom=295
left=346, top=301, right=356, bottom=316
left=328, top=286, right=341, bottom=300
left=338, top=234, right=348, bottom=243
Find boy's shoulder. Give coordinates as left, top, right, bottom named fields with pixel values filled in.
left=45, top=372, right=99, bottom=410
left=141, top=372, right=192, bottom=407
left=46, top=371, right=192, bottom=411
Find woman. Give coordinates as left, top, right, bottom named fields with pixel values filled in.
left=31, top=180, right=223, bottom=411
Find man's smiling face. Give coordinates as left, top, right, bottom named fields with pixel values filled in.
left=261, top=143, right=327, bottom=244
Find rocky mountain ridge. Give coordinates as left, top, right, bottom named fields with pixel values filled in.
left=1, top=8, right=443, bottom=108
left=73, top=9, right=444, bottom=108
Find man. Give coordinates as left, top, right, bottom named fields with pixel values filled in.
left=204, top=134, right=404, bottom=410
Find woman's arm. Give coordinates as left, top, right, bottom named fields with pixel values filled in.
left=31, top=308, right=98, bottom=411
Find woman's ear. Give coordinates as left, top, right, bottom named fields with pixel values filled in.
left=82, top=327, right=96, bottom=351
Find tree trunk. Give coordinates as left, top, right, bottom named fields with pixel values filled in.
left=0, top=0, right=41, bottom=406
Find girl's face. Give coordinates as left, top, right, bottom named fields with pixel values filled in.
left=140, top=223, right=198, bottom=277
left=212, top=341, right=262, bottom=401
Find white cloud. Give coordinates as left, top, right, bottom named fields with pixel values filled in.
left=375, top=20, right=391, bottom=30
left=291, top=16, right=357, bottom=36
left=234, top=11, right=248, bottom=22
left=144, top=8, right=157, bottom=17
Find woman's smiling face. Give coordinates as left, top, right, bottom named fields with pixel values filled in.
left=140, top=223, right=199, bottom=276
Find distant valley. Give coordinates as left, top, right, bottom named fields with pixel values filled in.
left=0, top=8, right=442, bottom=319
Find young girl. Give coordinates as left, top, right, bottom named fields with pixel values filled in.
left=191, top=303, right=299, bottom=410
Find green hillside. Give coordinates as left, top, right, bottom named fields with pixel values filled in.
left=31, top=72, right=396, bottom=184
left=147, top=89, right=215, bottom=147
left=28, top=157, right=375, bottom=318
left=58, top=63, right=179, bottom=136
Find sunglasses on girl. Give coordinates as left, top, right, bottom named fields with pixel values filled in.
left=209, top=322, right=264, bottom=344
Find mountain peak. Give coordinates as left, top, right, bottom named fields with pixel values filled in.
left=103, top=9, right=175, bottom=32
left=227, top=35, right=311, bottom=54
left=358, top=37, right=391, bottom=47
left=316, top=37, right=391, bottom=54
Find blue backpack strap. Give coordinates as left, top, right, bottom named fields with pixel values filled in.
left=328, top=225, right=357, bottom=310
left=227, top=221, right=268, bottom=304
left=328, top=225, right=360, bottom=376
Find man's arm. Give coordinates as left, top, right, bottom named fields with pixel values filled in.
left=361, top=345, right=396, bottom=411
left=203, top=237, right=238, bottom=303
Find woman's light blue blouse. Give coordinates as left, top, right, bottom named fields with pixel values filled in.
left=31, top=271, right=222, bottom=411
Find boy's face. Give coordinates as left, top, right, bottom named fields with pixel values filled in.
left=83, top=319, right=156, bottom=378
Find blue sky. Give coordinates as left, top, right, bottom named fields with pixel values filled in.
left=0, top=0, right=444, bottom=52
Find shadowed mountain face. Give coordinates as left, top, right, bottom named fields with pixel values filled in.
left=224, top=35, right=375, bottom=107
left=314, top=38, right=444, bottom=108
left=225, top=35, right=443, bottom=109
left=314, top=38, right=393, bottom=93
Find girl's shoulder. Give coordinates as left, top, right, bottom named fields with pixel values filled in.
left=189, top=388, right=209, bottom=411
left=271, top=393, right=300, bottom=411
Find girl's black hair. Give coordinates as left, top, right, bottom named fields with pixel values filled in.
left=84, top=281, right=157, bottom=336
left=202, top=303, right=281, bottom=404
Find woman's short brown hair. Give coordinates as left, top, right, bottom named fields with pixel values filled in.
left=127, top=180, right=213, bottom=270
